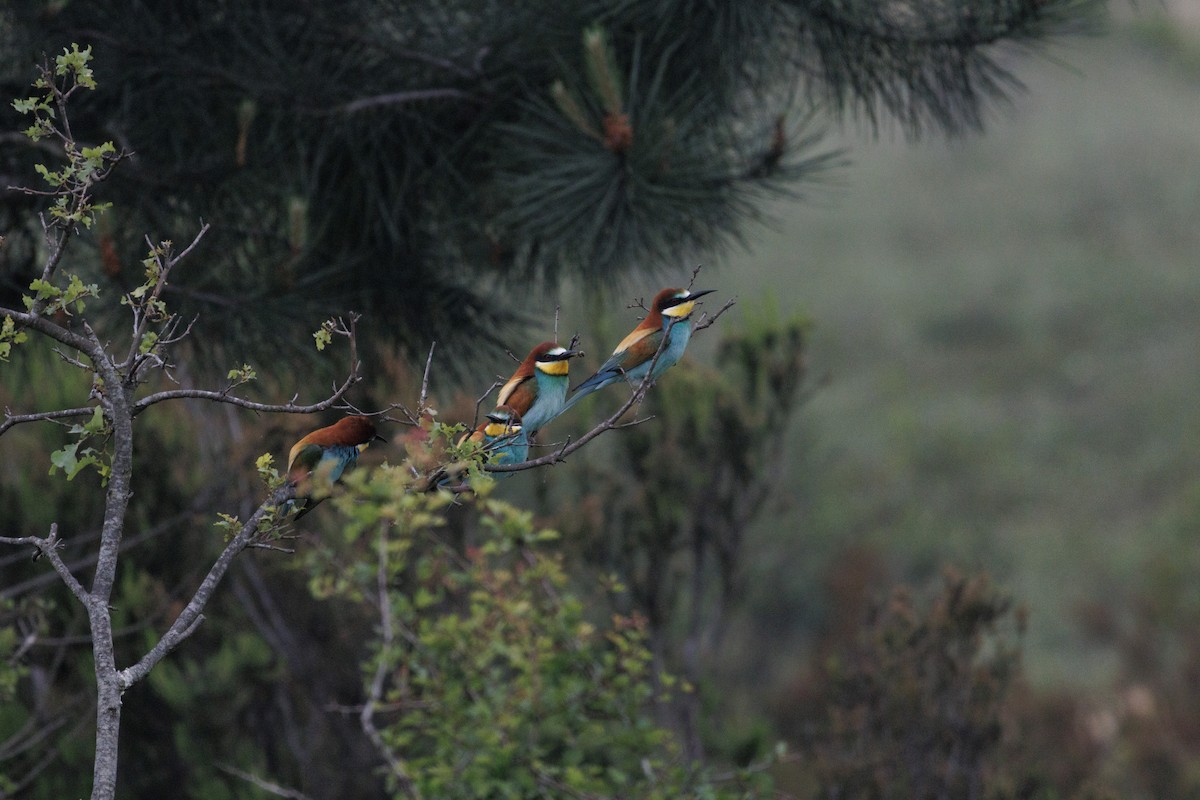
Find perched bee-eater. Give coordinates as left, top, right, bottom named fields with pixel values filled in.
left=463, top=404, right=528, bottom=472
left=496, top=341, right=581, bottom=434
left=434, top=405, right=527, bottom=489
left=286, top=415, right=382, bottom=519
left=565, top=287, right=715, bottom=407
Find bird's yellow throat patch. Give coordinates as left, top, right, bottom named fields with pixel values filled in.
left=663, top=300, right=695, bottom=318
left=536, top=359, right=570, bottom=376
left=484, top=422, right=520, bottom=438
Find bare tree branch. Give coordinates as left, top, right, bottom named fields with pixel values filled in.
left=340, top=88, right=481, bottom=114
left=361, top=523, right=420, bottom=799
left=131, top=381, right=359, bottom=417
left=215, top=763, right=315, bottom=800
left=0, top=525, right=91, bottom=607
left=471, top=378, right=503, bottom=429
left=0, top=405, right=95, bottom=436
left=692, top=298, right=736, bottom=332
left=1, top=503, right=211, bottom=600
left=116, top=485, right=295, bottom=690
left=134, top=314, right=363, bottom=415
left=419, top=341, right=436, bottom=412
left=120, top=223, right=211, bottom=372
left=0, top=304, right=106, bottom=364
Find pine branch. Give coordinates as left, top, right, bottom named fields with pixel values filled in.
left=792, top=0, right=1103, bottom=135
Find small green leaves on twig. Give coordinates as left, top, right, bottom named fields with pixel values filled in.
left=48, top=405, right=111, bottom=482
left=24, top=274, right=98, bottom=317
left=226, top=364, right=257, bottom=386
left=13, top=46, right=121, bottom=232
left=313, top=314, right=363, bottom=383
left=213, top=513, right=242, bottom=539
left=52, top=43, right=97, bottom=89
left=0, top=317, right=28, bottom=361
left=122, top=246, right=170, bottom=321
left=11, top=44, right=98, bottom=138
left=313, top=314, right=359, bottom=353
left=313, top=320, right=334, bottom=351
left=255, top=453, right=283, bottom=489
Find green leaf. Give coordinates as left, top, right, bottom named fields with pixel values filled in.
left=226, top=364, right=257, bottom=383
left=313, top=326, right=332, bottom=351
left=138, top=331, right=159, bottom=355
left=48, top=442, right=98, bottom=480
left=55, top=44, right=96, bottom=89
left=0, top=316, right=28, bottom=361
left=84, top=405, right=106, bottom=434
left=49, top=442, right=79, bottom=476
left=28, top=278, right=59, bottom=300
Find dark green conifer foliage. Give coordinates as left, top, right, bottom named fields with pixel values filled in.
left=0, top=0, right=1099, bottom=363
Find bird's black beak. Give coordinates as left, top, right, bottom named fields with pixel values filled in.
left=373, top=433, right=387, bottom=443
left=687, top=289, right=716, bottom=300
left=550, top=348, right=583, bottom=361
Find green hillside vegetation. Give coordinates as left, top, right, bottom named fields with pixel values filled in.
left=719, top=24, right=1200, bottom=690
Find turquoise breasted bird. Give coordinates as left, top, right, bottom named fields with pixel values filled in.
left=286, top=415, right=382, bottom=519
left=496, top=341, right=581, bottom=434
left=435, top=405, right=527, bottom=489
left=563, top=287, right=715, bottom=410
left=463, top=404, right=528, bottom=473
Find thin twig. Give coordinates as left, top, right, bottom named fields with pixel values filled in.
left=0, top=405, right=95, bottom=436
left=131, top=380, right=359, bottom=417
left=340, top=88, right=481, bottom=114
left=419, top=341, right=436, bottom=412
left=121, top=224, right=210, bottom=372
left=133, top=314, right=363, bottom=417
left=215, top=763, right=315, bottom=800
left=52, top=347, right=91, bottom=370
left=361, top=523, right=420, bottom=799
left=0, top=524, right=91, bottom=607
left=472, top=379, right=503, bottom=429
left=116, top=485, right=295, bottom=690
left=693, top=298, right=736, bottom=332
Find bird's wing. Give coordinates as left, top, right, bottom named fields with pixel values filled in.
left=287, top=442, right=324, bottom=482
left=612, top=324, right=657, bottom=356
left=573, top=329, right=663, bottom=395
left=497, top=374, right=536, bottom=417
left=617, top=328, right=665, bottom=371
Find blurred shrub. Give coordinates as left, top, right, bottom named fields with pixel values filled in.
left=299, top=459, right=776, bottom=799
left=551, top=314, right=811, bottom=761
left=1074, top=489, right=1200, bottom=799
left=779, top=565, right=1116, bottom=800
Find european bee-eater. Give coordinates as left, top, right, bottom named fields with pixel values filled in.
left=286, top=415, right=382, bottom=519
left=565, top=287, right=715, bottom=408
left=463, top=404, right=528, bottom=472
left=434, top=405, right=527, bottom=489
left=496, top=341, right=581, bottom=434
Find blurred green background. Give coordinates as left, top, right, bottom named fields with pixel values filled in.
left=691, top=13, right=1200, bottom=694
